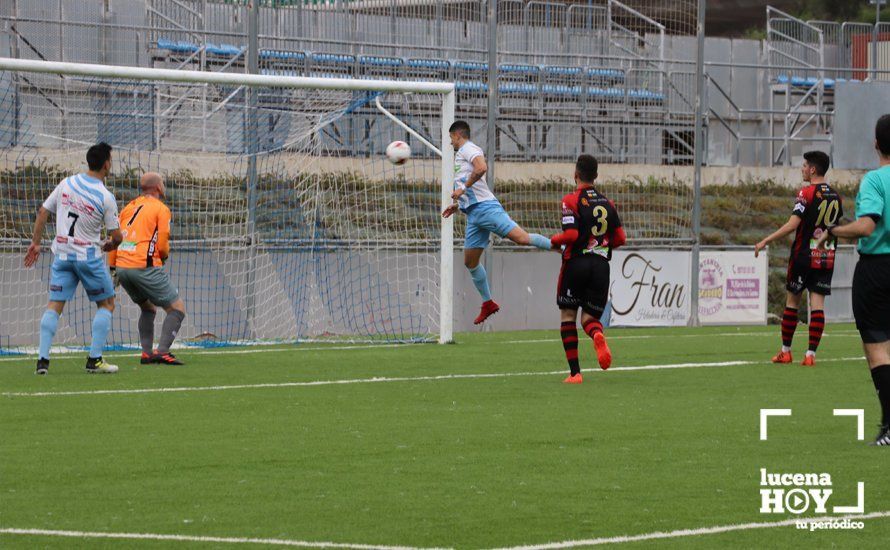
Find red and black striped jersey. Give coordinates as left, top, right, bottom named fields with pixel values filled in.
left=790, top=183, right=843, bottom=270
left=560, top=185, right=623, bottom=261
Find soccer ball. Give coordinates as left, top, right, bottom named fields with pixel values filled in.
left=385, top=141, right=411, bottom=165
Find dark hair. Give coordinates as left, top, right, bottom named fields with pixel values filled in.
left=877, top=114, right=890, bottom=156
left=803, top=150, right=830, bottom=176
left=575, top=154, right=598, bottom=182
left=448, top=120, right=471, bottom=139
left=87, top=142, right=113, bottom=171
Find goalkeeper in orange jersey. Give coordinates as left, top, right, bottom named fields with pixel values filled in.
left=108, top=172, right=187, bottom=365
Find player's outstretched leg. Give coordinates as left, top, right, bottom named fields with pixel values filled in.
left=582, top=316, right=611, bottom=370
left=85, top=298, right=118, bottom=374
left=560, top=314, right=582, bottom=384
left=505, top=226, right=551, bottom=251
left=152, top=299, right=186, bottom=365
left=138, top=303, right=157, bottom=364
left=36, top=302, right=63, bottom=375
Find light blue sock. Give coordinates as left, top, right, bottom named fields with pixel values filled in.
left=39, top=310, right=60, bottom=360
left=468, top=264, right=492, bottom=302
left=529, top=233, right=552, bottom=251
left=89, top=308, right=113, bottom=359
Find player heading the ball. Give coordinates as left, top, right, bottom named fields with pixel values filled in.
left=441, top=120, right=553, bottom=325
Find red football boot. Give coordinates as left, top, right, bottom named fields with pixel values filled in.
left=474, top=300, right=500, bottom=325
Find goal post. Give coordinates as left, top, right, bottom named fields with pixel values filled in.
left=0, top=57, right=455, bottom=348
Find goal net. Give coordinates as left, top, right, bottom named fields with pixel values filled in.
left=0, top=59, right=455, bottom=351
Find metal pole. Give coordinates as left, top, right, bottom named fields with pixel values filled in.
left=876, top=1, right=883, bottom=82
left=246, top=0, right=260, bottom=337
left=875, top=2, right=881, bottom=81
left=689, top=0, right=706, bottom=327
left=440, top=91, right=456, bottom=344
left=484, top=0, right=498, bottom=319
left=486, top=0, right=498, bottom=181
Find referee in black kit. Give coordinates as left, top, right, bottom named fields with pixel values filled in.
left=817, top=114, right=890, bottom=445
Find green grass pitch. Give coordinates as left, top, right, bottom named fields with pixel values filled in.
left=1, top=324, right=888, bottom=549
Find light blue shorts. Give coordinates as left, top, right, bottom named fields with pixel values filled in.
left=464, top=201, right=518, bottom=249
left=49, top=253, right=115, bottom=303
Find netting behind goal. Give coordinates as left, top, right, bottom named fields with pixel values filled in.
left=0, top=63, right=453, bottom=349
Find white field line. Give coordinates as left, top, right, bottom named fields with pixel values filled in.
left=504, top=329, right=862, bottom=345
left=0, top=330, right=862, bottom=363
left=0, top=527, right=441, bottom=549
left=1, top=356, right=865, bottom=398
left=3, top=511, right=889, bottom=549
left=491, top=511, right=890, bottom=549
left=0, top=343, right=411, bottom=363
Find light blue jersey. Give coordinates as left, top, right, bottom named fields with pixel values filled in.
left=454, top=141, right=498, bottom=212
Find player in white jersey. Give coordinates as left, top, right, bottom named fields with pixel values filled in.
left=442, top=121, right=554, bottom=324
left=24, top=143, right=123, bottom=375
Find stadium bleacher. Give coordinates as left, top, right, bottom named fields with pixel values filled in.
left=153, top=38, right=665, bottom=108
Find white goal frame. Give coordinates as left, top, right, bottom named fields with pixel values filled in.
left=0, top=57, right=456, bottom=344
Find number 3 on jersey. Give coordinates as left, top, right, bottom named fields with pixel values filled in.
left=591, top=205, right=609, bottom=237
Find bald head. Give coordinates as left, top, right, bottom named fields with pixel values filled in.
left=140, top=172, right=166, bottom=199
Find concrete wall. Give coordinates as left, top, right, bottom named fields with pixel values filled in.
left=0, top=147, right=871, bottom=188
left=0, top=244, right=856, bottom=349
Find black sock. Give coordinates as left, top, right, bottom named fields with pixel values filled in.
left=870, top=365, right=890, bottom=427
left=560, top=321, right=580, bottom=375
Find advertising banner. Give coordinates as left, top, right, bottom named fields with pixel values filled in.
left=609, top=250, right=692, bottom=326
left=698, top=249, right=769, bottom=325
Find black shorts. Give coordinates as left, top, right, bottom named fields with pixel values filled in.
left=557, top=255, right=610, bottom=317
left=786, top=259, right=833, bottom=296
left=853, top=254, right=890, bottom=344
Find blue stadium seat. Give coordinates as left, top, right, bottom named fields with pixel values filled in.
left=359, top=56, right=404, bottom=68
left=588, top=87, right=626, bottom=100
left=588, top=68, right=625, bottom=83
left=206, top=43, right=243, bottom=57
left=260, top=49, right=307, bottom=61
left=312, top=53, right=355, bottom=65
left=407, top=58, right=450, bottom=70
left=541, top=84, right=582, bottom=97
left=455, top=81, right=487, bottom=92
left=627, top=88, right=666, bottom=102
left=453, top=61, right=488, bottom=72
left=776, top=74, right=848, bottom=90
left=543, top=66, right=582, bottom=77
left=309, top=53, right=355, bottom=78
left=157, top=38, right=200, bottom=54
left=499, top=64, right=540, bottom=76
left=498, top=82, right=539, bottom=96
